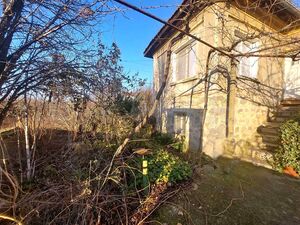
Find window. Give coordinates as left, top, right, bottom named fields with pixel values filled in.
left=175, top=43, right=197, bottom=81
left=157, top=52, right=166, bottom=86
left=174, top=112, right=187, bottom=136
left=236, top=41, right=259, bottom=78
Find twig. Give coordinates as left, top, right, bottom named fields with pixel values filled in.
left=211, top=181, right=245, bottom=217
left=0, top=214, right=22, bottom=225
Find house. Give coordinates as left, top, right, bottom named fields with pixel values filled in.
left=144, top=0, right=300, bottom=167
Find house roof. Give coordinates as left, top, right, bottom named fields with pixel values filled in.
left=144, top=0, right=300, bottom=58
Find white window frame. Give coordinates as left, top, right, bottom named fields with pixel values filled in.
left=174, top=112, right=188, bottom=136
left=174, top=41, right=197, bottom=81
left=236, top=41, right=259, bottom=79
left=157, top=52, right=166, bottom=83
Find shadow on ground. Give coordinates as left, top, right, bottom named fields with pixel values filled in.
left=151, top=157, right=300, bottom=225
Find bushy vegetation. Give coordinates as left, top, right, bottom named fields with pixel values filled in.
left=273, top=116, right=300, bottom=174
left=140, top=132, right=186, bottom=152
left=147, top=149, right=192, bottom=184
left=126, top=133, right=192, bottom=192
left=0, top=123, right=192, bottom=225
left=0, top=38, right=154, bottom=224
left=0, top=1, right=193, bottom=223
left=151, top=133, right=175, bottom=146
left=129, top=150, right=192, bottom=189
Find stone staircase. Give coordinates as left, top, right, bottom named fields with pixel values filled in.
left=224, top=102, right=300, bottom=168
left=257, top=104, right=300, bottom=153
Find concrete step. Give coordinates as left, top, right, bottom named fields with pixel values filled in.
left=280, top=99, right=300, bottom=106
left=223, top=148, right=273, bottom=169
left=278, top=105, right=300, bottom=111
left=259, top=134, right=279, bottom=144
left=249, top=138, right=279, bottom=152
left=257, top=123, right=281, bottom=135
left=260, top=141, right=279, bottom=151
left=251, top=148, right=273, bottom=168
left=263, top=121, right=281, bottom=127
left=276, top=110, right=300, bottom=117
left=272, top=116, right=290, bottom=122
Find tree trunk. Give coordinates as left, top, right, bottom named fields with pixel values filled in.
left=24, top=92, right=31, bottom=180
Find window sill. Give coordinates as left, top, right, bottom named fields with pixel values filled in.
left=170, top=76, right=199, bottom=86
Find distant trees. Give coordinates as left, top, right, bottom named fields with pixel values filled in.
left=45, top=41, right=146, bottom=142
left=0, top=0, right=112, bottom=124
left=6, top=39, right=146, bottom=180
left=0, top=0, right=150, bottom=182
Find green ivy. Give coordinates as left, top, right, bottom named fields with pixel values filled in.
left=147, top=149, right=192, bottom=184
left=169, top=136, right=185, bottom=152
left=273, top=117, right=300, bottom=174
left=128, top=149, right=192, bottom=189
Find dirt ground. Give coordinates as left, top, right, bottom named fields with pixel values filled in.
left=150, top=157, right=300, bottom=225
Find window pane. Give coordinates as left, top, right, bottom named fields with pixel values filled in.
left=158, top=52, right=166, bottom=86
left=249, top=42, right=259, bottom=78
left=174, top=113, right=187, bottom=135
left=188, top=44, right=196, bottom=77
left=176, top=48, right=187, bottom=80
left=237, top=42, right=259, bottom=78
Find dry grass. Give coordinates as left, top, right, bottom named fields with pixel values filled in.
left=0, top=128, right=183, bottom=225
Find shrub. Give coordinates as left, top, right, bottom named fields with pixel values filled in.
left=152, top=132, right=186, bottom=152
left=147, top=149, right=192, bottom=184
left=152, top=133, right=175, bottom=145
left=273, top=117, right=300, bottom=174
left=128, top=149, right=192, bottom=189
left=169, top=135, right=186, bottom=152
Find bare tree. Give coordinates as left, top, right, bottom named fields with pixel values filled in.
left=0, top=0, right=113, bottom=124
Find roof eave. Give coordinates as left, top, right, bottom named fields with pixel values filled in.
left=143, top=0, right=191, bottom=58
left=144, top=0, right=300, bottom=58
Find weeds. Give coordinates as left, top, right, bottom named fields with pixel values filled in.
left=0, top=130, right=192, bottom=225
left=273, top=116, right=300, bottom=174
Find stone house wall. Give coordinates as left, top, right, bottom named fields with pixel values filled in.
left=151, top=2, right=288, bottom=162
left=220, top=5, right=285, bottom=164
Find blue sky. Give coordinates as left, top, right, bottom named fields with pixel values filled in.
left=101, top=0, right=182, bottom=85
left=100, top=0, right=300, bottom=85
left=293, top=0, right=300, bottom=7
